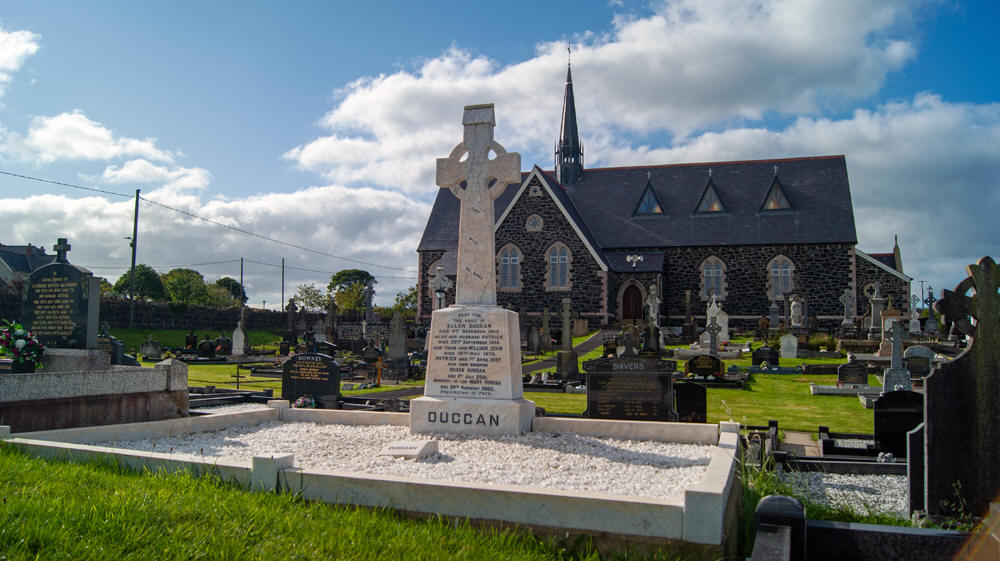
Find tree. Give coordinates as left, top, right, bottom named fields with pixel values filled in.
left=113, top=264, right=166, bottom=301
left=215, top=277, right=247, bottom=304
left=295, top=283, right=330, bottom=311
left=392, top=285, right=417, bottom=319
left=160, top=268, right=210, bottom=305
left=99, top=278, right=115, bottom=298
left=327, top=269, right=376, bottom=314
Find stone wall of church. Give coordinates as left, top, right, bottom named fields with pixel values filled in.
left=855, top=257, right=911, bottom=318
left=494, top=176, right=605, bottom=330
left=607, top=270, right=661, bottom=323
left=662, top=243, right=855, bottom=331
left=416, top=249, right=451, bottom=322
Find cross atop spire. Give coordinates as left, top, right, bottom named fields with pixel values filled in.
left=708, top=167, right=713, bottom=177
left=647, top=170, right=651, bottom=179
left=773, top=164, right=779, bottom=176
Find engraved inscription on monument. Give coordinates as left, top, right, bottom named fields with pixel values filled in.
left=28, top=272, right=80, bottom=341
left=281, top=353, right=340, bottom=405
left=425, top=308, right=513, bottom=399
left=583, top=356, right=677, bottom=421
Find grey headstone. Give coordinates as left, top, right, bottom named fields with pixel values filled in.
left=903, top=345, right=935, bottom=377
left=21, top=238, right=100, bottom=350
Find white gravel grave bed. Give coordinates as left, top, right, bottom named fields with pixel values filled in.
left=94, top=421, right=715, bottom=500
left=780, top=471, right=908, bottom=517
left=188, top=403, right=270, bottom=415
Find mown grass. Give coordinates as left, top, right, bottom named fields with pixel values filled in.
left=109, top=328, right=282, bottom=354
left=0, top=446, right=688, bottom=561
left=522, top=331, right=601, bottom=365
left=185, top=363, right=423, bottom=399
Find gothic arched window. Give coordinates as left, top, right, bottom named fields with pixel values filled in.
left=546, top=242, right=571, bottom=290
left=701, top=256, right=726, bottom=299
left=497, top=244, right=522, bottom=291
left=767, top=256, right=795, bottom=300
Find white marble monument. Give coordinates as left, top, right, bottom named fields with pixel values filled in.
left=779, top=333, right=798, bottom=359
left=705, top=295, right=729, bottom=344
left=410, top=104, right=533, bottom=436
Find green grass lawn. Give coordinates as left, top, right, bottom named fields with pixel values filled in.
left=522, top=331, right=600, bottom=365
left=109, top=328, right=282, bottom=354
left=185, top=363, right=422, bottom=399
left=0, top=446, right=635, bottom=561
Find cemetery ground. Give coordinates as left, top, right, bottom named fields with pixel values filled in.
left=0, top=445, right=622, bottom=561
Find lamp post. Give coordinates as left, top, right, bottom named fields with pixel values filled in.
left=435, top=287, right=445, bottom=311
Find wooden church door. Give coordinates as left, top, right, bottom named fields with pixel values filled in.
left=622, top=284, right=642, bottom=325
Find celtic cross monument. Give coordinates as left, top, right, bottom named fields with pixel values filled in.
left=410, top=104, right=534, bottom=435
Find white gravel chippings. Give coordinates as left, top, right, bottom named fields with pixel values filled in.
left=95, top=421, right=716, bottom=500
left=780, top=471, right=909, bottom=517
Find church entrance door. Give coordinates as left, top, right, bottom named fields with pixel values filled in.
left=622, top=284, right=642, bottom=325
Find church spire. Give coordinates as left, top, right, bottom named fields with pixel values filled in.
left=555, top=55, right=583, bottom=187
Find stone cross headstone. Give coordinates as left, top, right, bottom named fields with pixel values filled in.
left=561, top=298, right=573, bottom=351
left=779, top=333, right=798, bottom=359
left=706, top=316, right=721, bottom=357
left=869, top=284, right=886, bottom=339
left=21, top=237, right=100, bottom=349
left=918, top=256, right=1000, bottom=517
left=881, top=321, right=911, bottom=394
left=839, top=288, right=856, bottom=326
left=285, top=299, right=297, bottom=332
left=410, top=103, right=532, bottom=436
left=768, top=300, right=780, bottom=329
left=705, top=296, right=729, bottom=343
left=540, top=308, right=551, bottom=351
left=429, top=265, right=453, bottom=310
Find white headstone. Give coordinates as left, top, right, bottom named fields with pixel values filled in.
left=312, top=319, right=327, bottom=343
left=410, top=104, right=533, bottom=437
left=780, top=333, right=798, bottom=359
left=909, top=317, right=921, bottom=334
left=231, top=319, right=247, bottom=357
left=705, top=297, right=730, bottom=343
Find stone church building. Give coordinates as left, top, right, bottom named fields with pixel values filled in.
left=416, top=66, right=911, bottom=332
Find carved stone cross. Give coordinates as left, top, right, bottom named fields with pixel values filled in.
left=54, top=238, right=71, bottom=263
left=706, top=315, right=721, bottom=357
left=436, top=104, right=521, bottom=306
left=561, top=297, right=573, bottom=351
left=839, top=288, right=855, bottom=320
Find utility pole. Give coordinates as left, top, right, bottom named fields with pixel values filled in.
left=239, top=257, right=245, bottom=325
left=281, top=258, right=285, bottom=306
left=128, top=189, right=140, bottom=329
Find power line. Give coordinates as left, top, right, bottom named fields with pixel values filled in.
left=1, top=169, right=417, bottom=273
left=243, top=258, right=417, bottom=280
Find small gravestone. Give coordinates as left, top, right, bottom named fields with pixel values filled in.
left=278, top=340, right=291, bottom=356
left=379, top=440, right=438, bottom=459
left=882, top=321, right=911, bottom=394
left=674, top=382, right=707, bottom=423
left=527, top=324, right=540, bottom=354
left=779, top=333, right=798, bottom=359
left=583, top=356, right=677, bottom=421
left=924, top=317, right=938, bottom=336
left=21, top=238, right=99, bottom=349
left=752, top=346, right=779, bottom=367
left=387, top=311, right=408, bottom=374
left=231, top=319, right=247, bottom=356
left=312, top=319, right=327, bottom=343
left=874, top=389, right=923, bottom=457
left=97, top=334, right=124, bottom=365
left=215, top=335, right=233, bottom=356
left=197, top=338, right=215, bottom=358
left=281, top=353, right=340, bottom=406
left=185, top=330, right=197, bottom=350
left=837, top=361, right=869, bottom=386
left=139, top=336, right=162, bottom=360
left=903, top=345, right=935, bottom=378
left=686, top=354, right=723, bottom=378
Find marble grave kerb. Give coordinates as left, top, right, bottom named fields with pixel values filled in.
left=410, top=104, right=534, bottom=436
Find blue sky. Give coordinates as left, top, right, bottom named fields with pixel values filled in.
left=0, top=1, right=997, bottom=308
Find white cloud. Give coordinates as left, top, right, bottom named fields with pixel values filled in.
left=100, top=159, right=211, bottom=195
left=285, top=0, right=919, bottom=194
left=1, top=110, right=176, bottom=164
left=0, top=26, right=40, bottom=101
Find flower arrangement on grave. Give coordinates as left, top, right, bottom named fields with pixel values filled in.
left=0, top=320, right=45, bottom=369
left=292, top=395, right=315, bottom=408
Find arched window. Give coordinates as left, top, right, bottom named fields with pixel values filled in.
left=545, top=242, right=571, bottom=290
left=767, top=256, right=795, bottom=300
left=497, top=244, right=522, bottom=291
left=701, top=256, right=726, bottom=300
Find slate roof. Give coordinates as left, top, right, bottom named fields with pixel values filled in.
left=867, top=253, right=897, bottom=271
left=570, top=155, right=857, bottom=248
left=417, top=155, right=858, bottom=256
left=0, top=246, right=56, bottom=275
left=417, top=173, right=527, bottom=252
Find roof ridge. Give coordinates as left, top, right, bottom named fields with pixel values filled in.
left=551, top=154, right=845, bottom=174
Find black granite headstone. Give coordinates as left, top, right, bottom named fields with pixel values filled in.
left=908, top=423, right=925, bottom=513
left=185, top=331, right=197, bottom=350
left=214, top=335, right=233, bottom=356
left=837, top=362, right=869, bottom=386
left=873, top=390, right=923, bottom=457
left=197, top=338, right=215, bottom=358
left=583, top=356, right=677, bottom=421
left=0, top=359, right=35, bottom=373
left=97, top=335, right=124, bottom=365
left=21, top=255, right=99, bottom=349
left=281, top=353, right=340, bottom=405
left=674, top=382, right=707, bottom=423
left=278, top=340, right=291, bottom=356
left=752, top=346, right=780, bottom=367
left=685, top=354, right=723, bottom=377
